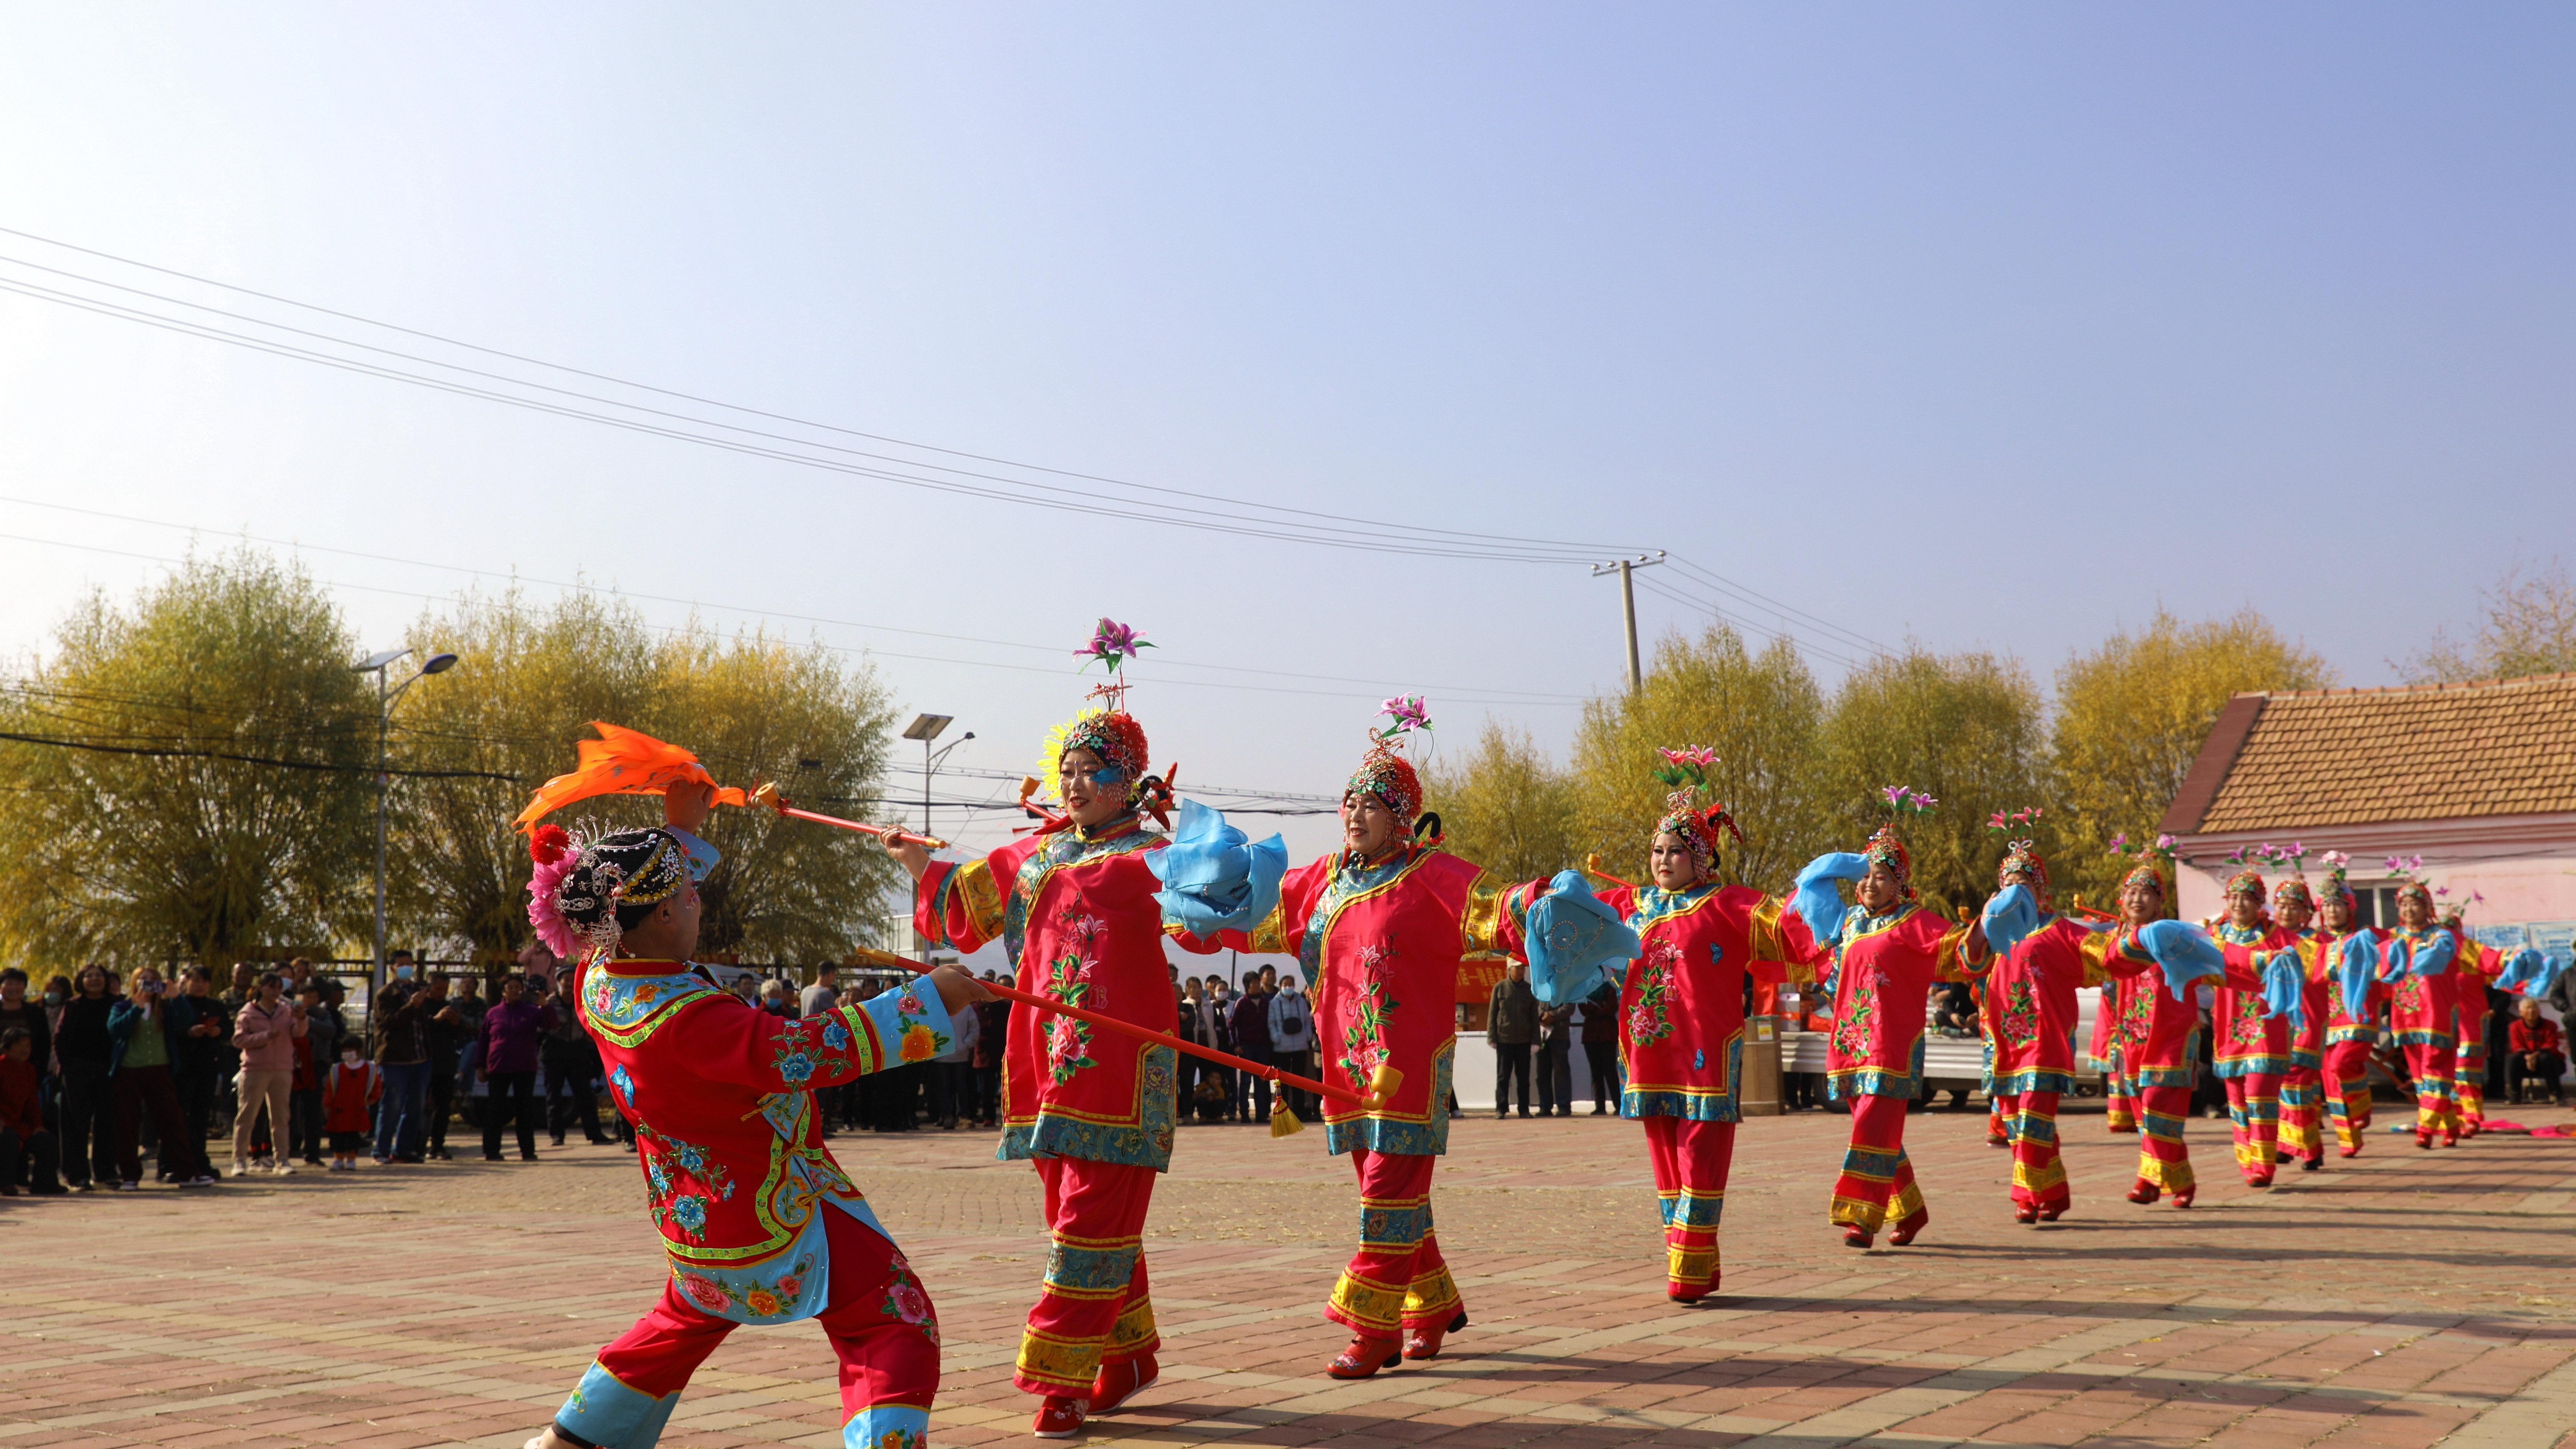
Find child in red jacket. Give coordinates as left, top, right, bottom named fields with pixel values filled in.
left=322, top=1045, right=381, bottom=1172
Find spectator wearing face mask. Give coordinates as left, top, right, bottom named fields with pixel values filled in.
left=323, top=1038, right=381, bottom=1171
left=1230, top=973, right=1275, bottom=1124
left=108, top=966, right=214, bottom=1189
left=1269, top=974, right=1317, bottom=1120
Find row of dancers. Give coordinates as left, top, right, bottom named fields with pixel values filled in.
left=508, top=624, right=2562, bottom=1448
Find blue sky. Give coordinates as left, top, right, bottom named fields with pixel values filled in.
left=0, top=5, right=2568, bottom=864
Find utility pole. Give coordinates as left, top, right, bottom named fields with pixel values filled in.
left=900, top=713, right=974, bottom=841
left=351, top=647, right=458, bottom=997
left=1590, top=552, right=1666, bottom=695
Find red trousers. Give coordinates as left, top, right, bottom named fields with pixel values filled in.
left=2324, top=1040, right=2374, bottom=1155
left=1643, top=1117, right=1735, bottom=1294
left=1830, top=1094, right=1923, bottom=1234
left=2103, top=1047, right=2138, bottom=1133
left=579, top=1207, right=937, bottom=1446
left=1326, top=1149, right=1462, bottom=1339
left=2405, top=1042, right=2459, bottom=1141
left=2133, top=1083, right=2195, bottom=1194
left=1016, top=1157, right=1158, bottom=1396
left=1994, top=1091, right=2066, bottom=1213
left=2278, top=1065, right=2323, bottom=1164
left=2223, top=1074, right=2281, bottom=1183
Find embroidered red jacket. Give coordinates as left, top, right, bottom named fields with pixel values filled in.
left=915, top=817, right=1179, bottom=1170
left=1961, top=916, right=2114, bottom=1094
left=1779, top=903, right=1978, bottom=1099
left=581, top=958, right=952, bottom=1325
left=1588, top=882, right=1804, bottom=1122
left=1181, top=846, right=1533, bottom=1155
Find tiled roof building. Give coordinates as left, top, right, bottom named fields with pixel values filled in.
left=2161, top=673, right=2576, bottom=931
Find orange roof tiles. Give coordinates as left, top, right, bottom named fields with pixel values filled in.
left=2188, top=672, right=2576, bottom=832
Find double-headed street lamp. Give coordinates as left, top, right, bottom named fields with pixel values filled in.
left=353, top=647, right=459, bottom=992
left=900, top=713, right=973, bottom=840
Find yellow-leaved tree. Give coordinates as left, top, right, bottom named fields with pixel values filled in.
left=1419, top=720, right=1583, bottom=887
left=1817, top=646, right=2049, bottom=918
left=1569, top=626, right=1830, bottom=894
left=2050, top=608, right=2333, bottom=904
left=391, top=591, right=899, bottom=964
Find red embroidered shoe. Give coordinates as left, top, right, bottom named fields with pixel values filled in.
left=1033, top=1396, right=1086, bottom=1439
left=2415, top=1132, right=2434, bottom=1150
left=1841, top=1225, right=1873, bottom=1249
left=2126, top=1178, right=2160, bottom=1206
left=1668, top=1283, right=1711, bottom=1304
left=2013, top=1204, right=2039, bottom=1225
left=2037, top=1204, right=2064, bottom=1222
left=2171, top=1185, right=2195, bottom=1209
left=1088, top=1353, right=1157, bottom=1414
left=1405, top=1310, right=1467, bottom=1359
left=1327, top=1336, right=1401, bottom=1379
left=1889, top=1207, right=1930, bottom=1246
left=2339, top=1144, right=2361, bottom=1158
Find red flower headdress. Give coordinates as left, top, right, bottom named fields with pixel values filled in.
left=1347, top=695, right=1431, bottom=828
left=2108, top=831, right=2178, bottom=916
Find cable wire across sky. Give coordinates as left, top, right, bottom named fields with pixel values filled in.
left=0, top=224, right=1894, bottom=670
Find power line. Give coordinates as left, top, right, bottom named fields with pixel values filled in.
left=0, top=226, right=1658, bottom=562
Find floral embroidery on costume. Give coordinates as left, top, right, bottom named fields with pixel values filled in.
left=1336, top=941, right=1403, bottom=1082
left=1628, top=938, right=1681, bottom=1045
left=1044, top=907, right=1106, bottom=1084
left=674, top=1253, right=815, bottom=1320
left=881, top=1263, right=941, bottom=1345
left=1999, top=978, right=2040, bottom=1048
left=1831, top=973, right=1878, bottom=1060
left=637, top=1125, right=737, bottom=1244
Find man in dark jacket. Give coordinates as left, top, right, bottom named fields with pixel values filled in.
left=478, top=973, right=554, bottom=1161
left=107, top=966, right=213, bottom=1188
left=540, top=980, right=607, bottom=1146
left=1488, top=963, right=1539, bottom=1119
left=174, top=966, right=233, bottom=1175
left=371, top=976, right=435, bottom=1163
left=54, top=965, right=117, bottom=1189
left=1579, top=982, right=1622, bottom=1116
left=1229, top=974, right=1274, bottom=1124
left=422, top=975, right=476, bottom=1160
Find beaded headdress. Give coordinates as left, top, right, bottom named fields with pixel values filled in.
left=2261, top=843, right=2314, bottom=912
left=526, top=823, right=689, bottom=960
left=1649, top=746, right=1742, bottom=870
left=2316, top=849, right=2356, bottom=907
left=1347, top=695, right=1431, bottom=825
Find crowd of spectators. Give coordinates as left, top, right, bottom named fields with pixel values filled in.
left=5, top=945, right=2565, bottom=1195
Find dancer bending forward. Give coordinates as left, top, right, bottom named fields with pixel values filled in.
left=524, top=789, right=989, bottom=1449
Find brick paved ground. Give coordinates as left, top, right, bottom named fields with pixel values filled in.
left=9, top=1094, right=2576, bottom=1449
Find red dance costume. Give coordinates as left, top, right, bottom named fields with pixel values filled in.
left=555, top=959, right=953, bottom=1449
left=1961, top=917, right=2114, bottom=1217
left=2092, top=972, right=2146, bottom=1134
left=2095, top=930, right=2206, bottom=1203
left=2211, top=920, right=2294, bottom=1188
left=1782, top=900, right=1976, bottom=1237
left=1592, top=881, right=1804, bottom=1296
left=2451, top=935, right=2500, bottom=1135
left=2315, top=924, right=2387, bottom=1158
left=914, top=816, right=1179, bottom=1400
left=2379, top=925, right=2462, bottom=1146
left=1184, top=845, right=1534, bottom=1344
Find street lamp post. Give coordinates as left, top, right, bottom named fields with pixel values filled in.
left=352, top=647, right=459, bottom=994
left=900, top=713, right=973, bottom=840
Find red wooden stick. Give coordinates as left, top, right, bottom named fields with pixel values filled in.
left=750, top=782, right=948, bottom=850
left=849, top=947, right=1383, bottom=1110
